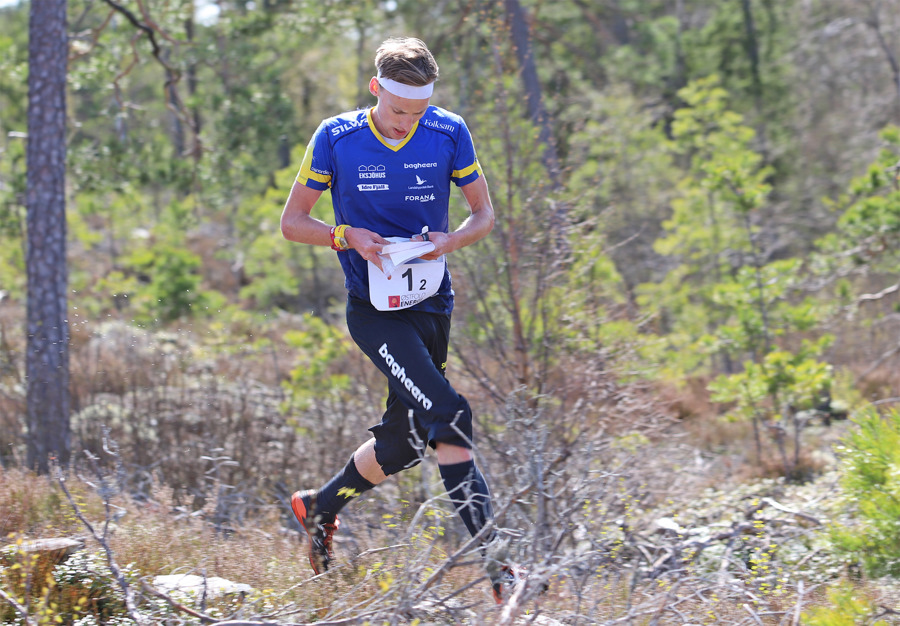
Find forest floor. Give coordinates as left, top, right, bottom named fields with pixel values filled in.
left=2, top=309, right=899, bottom=624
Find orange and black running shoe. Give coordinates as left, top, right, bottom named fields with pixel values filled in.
left=291, top=490, right=340, bottom=575
left=490, top=564, right=523, bottom=604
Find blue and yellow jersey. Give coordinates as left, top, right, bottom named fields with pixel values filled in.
left=295, top=105, right=483, bottom=315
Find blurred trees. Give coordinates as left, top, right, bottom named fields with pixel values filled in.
left=0, top=0, right=898, bottom=478
left=5, top=4, right=900, bottom=622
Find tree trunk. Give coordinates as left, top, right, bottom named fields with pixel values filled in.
left=26, top=0, right=70, bottom=473
left=503, top=0, right=561, bottom=189
left=740, top=0, right=770, bottom=159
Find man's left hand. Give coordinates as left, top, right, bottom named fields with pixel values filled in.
left=413, top=231, right=454, bottom=259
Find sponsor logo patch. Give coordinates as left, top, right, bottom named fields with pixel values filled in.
left=405, top=194, right=435, bottom=202
left=331, top=118, right=366, bottom=136
left=358, top=184, right=390, bottom=191
left=408, top=173, right=435, bottom=191
left=422, top=119, right=455, bottom=132
left=359, top=164, right=386, bottom=179
left=378, top=342, right=433, bottom=410
left=404, top=162, right=438, bottom=170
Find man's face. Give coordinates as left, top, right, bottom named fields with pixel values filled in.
left=370, top=77, right=430, bottom=140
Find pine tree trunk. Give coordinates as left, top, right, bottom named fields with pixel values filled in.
left=26, top=0, right=70, bottom=473
left=503, top=0, right=561, bottom=189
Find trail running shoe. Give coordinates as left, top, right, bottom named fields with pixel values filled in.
left=291, top=490, right=340, bottom=575
left=490, top=564, right=524, bottom=604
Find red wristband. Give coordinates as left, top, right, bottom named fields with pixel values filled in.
left=330, top=224, right=350, bottom=251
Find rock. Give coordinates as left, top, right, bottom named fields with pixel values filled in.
left=18, top=537, right=85, bottom=562
left=655, top=517, right=686, bottom=534
left=1, top=538, right=85, bottom=579
left=152, top=574, right=252, bottom=599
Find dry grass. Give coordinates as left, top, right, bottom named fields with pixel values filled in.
left=0, top=467, right=107, bottom=538
left=0, top=422, right=886, bottom=624
left=2, top=306, right=896, bottom=623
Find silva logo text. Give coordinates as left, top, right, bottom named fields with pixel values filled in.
left=331, top=118, right=367, bottom=136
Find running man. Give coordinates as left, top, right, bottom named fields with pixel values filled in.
left=281, top=37, right=519, bottom=603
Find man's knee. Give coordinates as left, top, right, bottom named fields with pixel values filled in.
left=435, top=442, right=473, bottom=465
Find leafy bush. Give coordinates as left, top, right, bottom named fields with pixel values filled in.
left=122, top=242, right=223, bottom=324
left=803, top=583, right=891, bottom=626
left=830, top=409, right=900, bottom=577
left=0, top=542, right=122, bottom=625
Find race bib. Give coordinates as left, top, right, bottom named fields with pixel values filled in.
left=367, top=238, right=445, bottom=311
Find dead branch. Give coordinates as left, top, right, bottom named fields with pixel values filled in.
left=100, top=0, right=200, bottom=157
left=0, top=587, right=36, bottom=626
left=69, top=8, right=115, bottom=62
left=858, top=281, right=900, bottom=303
left=139, top=579, right=219, bottom=624
left=760, top=497, right=822, bottom=526
left=855, top=340, right=900, bottom=383
left=56, top=459, right=146, bottom=625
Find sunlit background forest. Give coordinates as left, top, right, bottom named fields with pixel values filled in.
left=3, top=0, right=900, bottom=623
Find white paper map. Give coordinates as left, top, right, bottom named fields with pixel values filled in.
left=377, top=240, right=436, bottom=278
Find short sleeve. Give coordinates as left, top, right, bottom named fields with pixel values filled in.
left=450, top=117, right=483, bottom=187
left=295, top=121, right=333, bottom=190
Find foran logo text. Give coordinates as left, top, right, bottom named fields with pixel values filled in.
left=405, top=194, right=435, bottom=202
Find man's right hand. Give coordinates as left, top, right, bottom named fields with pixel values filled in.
left=346, top=227, right=389, bottom=272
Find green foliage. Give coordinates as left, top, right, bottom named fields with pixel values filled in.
left=638, top=76, right=779, bottom=373
left=282, top=313, right=353, bottom=411
left=830, top=409, right=900, bottom=577
left=815, top=126, right=900, bottom=276
left=0, top=37, right=26, bottom=300
left=709, top=339, right=832, bottom=423
left=607, top=15, right=682, bottom=92
left=120, top=241, right=222, bottom=324
left=803, top=583, right=890, bottom=626
left=0, top=4, right=28, bottom=133
left=233, top=161, right=344, bottom=313
left=637, top=77, right=833, bottom=476
left=0, top=542, right=132, bottom=625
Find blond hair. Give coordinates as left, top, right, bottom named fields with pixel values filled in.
left=374, top=37, right=439, bottom=87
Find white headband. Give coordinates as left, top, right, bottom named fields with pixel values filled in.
left=376, top=72, right=434, bottom=99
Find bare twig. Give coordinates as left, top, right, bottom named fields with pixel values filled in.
left=792, top=579, right=805, bottom=626
left=0, top=587, right=36, bottom=626
left=855, top=340, right=900, bottom=382
left=56, top=464, right=146, bottom=625
left=760, top=497, right=822, bottom=526
left=99, top=0, right=200, bottom=157
left=139, top=579, right=219, bottom=624
left=742, top=603, right=765, bottom=625
left=858, top=281, right=900, bottom=303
